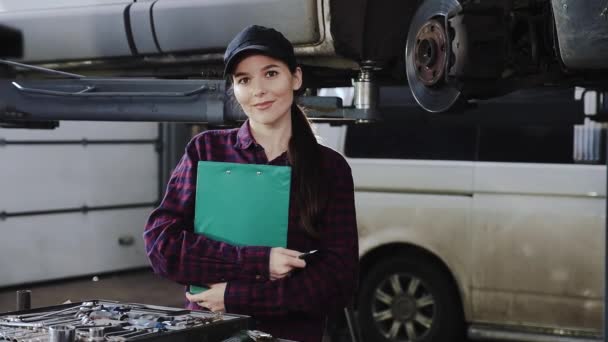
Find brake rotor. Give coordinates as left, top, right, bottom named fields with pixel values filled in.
left=405, top=0, right=463, bottom=113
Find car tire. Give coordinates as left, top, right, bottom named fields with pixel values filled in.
left=357, top=256, right=464, bottom=342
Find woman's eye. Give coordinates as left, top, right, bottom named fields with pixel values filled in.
left=237, top=77, right=249, bottom=85
left=266, top=70, right=278, bottom=78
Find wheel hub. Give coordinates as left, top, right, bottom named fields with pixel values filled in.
left=370, top=273, right=437, bottom=341
left=413, top=19, right=447, bottom=86
left=391, top=295, right=417, bottom=321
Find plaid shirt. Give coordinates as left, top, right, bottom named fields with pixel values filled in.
left=144, top=121, right=358, bottom=342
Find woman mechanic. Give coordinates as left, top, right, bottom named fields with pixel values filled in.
left=144, top=25, right=358, bottom=342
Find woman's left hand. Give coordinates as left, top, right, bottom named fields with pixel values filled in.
left=185, top=283, right=227, bottom=312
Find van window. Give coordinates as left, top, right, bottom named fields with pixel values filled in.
left=344, top=119, right=477, bottom=161
left=344, top=118, right=605, bottom=164
left=477, top=125, right=573, bottom=163
left=478, top=119, right=606, bottom=164
left=325, top=86, right=605, bottom=165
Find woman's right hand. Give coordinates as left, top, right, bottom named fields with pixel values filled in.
left=269, top=247, right=306, bottom=280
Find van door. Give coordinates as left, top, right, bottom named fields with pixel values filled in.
left=471, top=121, right=605, bottom=332
left=316, top=110, right=477, bottom=342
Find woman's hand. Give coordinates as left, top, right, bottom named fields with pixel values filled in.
left=269, top=247, right=306, bottom=280
left=185, top=283, right=227, bottom=312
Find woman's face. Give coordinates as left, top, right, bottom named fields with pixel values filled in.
left=232, top=54, right=302, bottom=127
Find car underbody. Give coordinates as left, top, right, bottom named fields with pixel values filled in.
left=4, top=0, right=603, bottom=114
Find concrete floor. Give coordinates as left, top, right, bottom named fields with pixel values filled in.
left=0, top=268, right=184, bottom=313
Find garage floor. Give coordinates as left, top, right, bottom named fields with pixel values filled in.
left=0, top=268, right=184, bottom=313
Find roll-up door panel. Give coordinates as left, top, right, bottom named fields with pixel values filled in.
left=0, top=208, right=152, bottom=287
left=0, top=122, right=158, bottom=141
left=0, top=144, right=158, bottom=212
left=0, top=4, right=132, bottom=62
left=151, top=0, right=320, bottom=53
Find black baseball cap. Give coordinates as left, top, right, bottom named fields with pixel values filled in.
left=223, top=25, right=296, bottom=77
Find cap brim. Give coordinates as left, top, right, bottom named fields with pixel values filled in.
left=223, top=45, right=283, bottom=77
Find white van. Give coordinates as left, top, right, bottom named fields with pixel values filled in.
left=315, top=88, right=605, bottom=342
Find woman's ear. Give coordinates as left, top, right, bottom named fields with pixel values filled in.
left=292, top=67, right=303, bottom=91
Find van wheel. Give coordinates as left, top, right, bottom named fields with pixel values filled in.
left=357, top=256, right=464, bottom=342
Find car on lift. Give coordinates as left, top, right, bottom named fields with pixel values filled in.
left=0, top=0, right=607, bottom=113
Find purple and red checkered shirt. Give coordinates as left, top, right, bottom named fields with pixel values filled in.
left=144, top=121, right=358, bottom=342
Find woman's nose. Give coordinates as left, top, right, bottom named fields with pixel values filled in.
left=252, top=79, right=267, bottom=97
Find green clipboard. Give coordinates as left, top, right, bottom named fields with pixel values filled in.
left=189, top=161, right=291, bottom=294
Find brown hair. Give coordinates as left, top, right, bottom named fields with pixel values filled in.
left=288, top=101, right=325, bottom=238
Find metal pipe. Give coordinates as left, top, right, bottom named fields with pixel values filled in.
left=20, top=306, right=80, bottom=322
left=0, top=59, right=84, bottom=79
left=41, top=318, right=82, bottom=327
left=15, top=290, right=31, bottom=311
left=353, top=63, right=379, bottom=110
left=0, top=321, right=44, bottom=328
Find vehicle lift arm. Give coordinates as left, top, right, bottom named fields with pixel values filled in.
left=0, top=60, right=380, bottom=130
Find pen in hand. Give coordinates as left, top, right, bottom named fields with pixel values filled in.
left=298, top=250, right=318, bottom=261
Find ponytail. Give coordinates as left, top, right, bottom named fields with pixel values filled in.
left=288, top=102, right=325, bottom=238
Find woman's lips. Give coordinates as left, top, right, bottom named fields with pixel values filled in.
left=253, top=100, right=274, bottom=110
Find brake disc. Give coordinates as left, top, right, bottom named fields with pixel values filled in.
left=405, top=0, right=463, bottom=113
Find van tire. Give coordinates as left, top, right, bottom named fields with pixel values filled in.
left=357, top=256, right=464, bottom=342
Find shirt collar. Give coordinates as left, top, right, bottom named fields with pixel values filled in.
left=235, top=120, right=256, bottom=150
left=234, top=120, right=290, bottom=165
